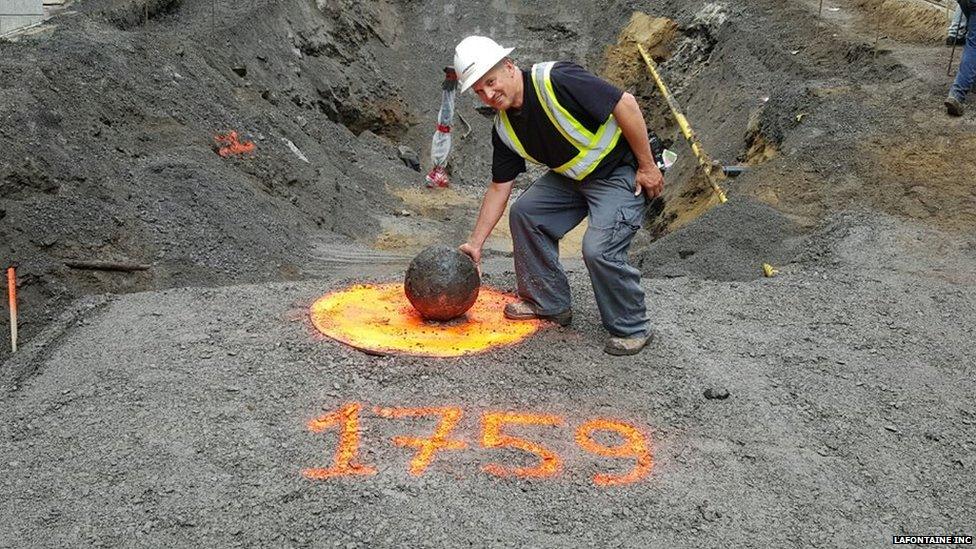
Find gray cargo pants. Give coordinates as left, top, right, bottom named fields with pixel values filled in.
left=509, top=163, right=650, bottom=338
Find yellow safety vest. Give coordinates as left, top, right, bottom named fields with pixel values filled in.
left=494, top=61, right=623, bottom=181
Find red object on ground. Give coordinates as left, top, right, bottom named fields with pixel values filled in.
left=214, top=131, right=256, bottom=157
left=426, top=66, right=456, bottom=188
left=5, top=267, right=14, bottom=311
left=425, top=166, right=450, bottom=188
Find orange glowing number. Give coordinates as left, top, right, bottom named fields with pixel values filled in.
left=574, top=419, right=653, bottom=486
left=481, top=412, right=564, bottom=478
left=374, top=406, right=467, bottom=476
left=303, top=402, right=377, bottom=480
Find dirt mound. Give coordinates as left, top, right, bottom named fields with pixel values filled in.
left=602, top=12, right=678, bottom=89
left=857, top=131, right=976, bottom=232
left=853, top=0, right=948, bottom=43
left=88, top=0, right=182, bottom=29
left=742, top=88, right=811, bottom=165
left=0, top=0, right=422, bottom=357
left=635, top=197, right=806, bottom=281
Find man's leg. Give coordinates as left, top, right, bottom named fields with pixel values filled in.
left=579, top=164, right=650, bottom=339
left=949, top=11, right=976, bottom=110
left=509, top=171, right=587, bottom=315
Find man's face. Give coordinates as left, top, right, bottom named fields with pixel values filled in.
left=471, top=60, right=520, bottom=111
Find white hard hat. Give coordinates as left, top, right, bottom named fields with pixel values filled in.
left=454, top=36, right=515, bottom=93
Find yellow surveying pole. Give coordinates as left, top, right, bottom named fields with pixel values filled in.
left=637, top=44, right=727, bottom=203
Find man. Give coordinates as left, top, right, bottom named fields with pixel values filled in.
left=453, top=36, right=664, bottom=356
left=947, top=0, right=975, bottom=116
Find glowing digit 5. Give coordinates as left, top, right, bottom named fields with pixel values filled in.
left=302, top=402, right=377, bottom=480
left=374, top=406, right=467, bottom=476
left=481, top=411, right=564, bottom=478
left=574, top=418, right=653, bottom=486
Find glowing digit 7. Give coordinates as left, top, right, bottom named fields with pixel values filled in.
left=302, top=402, right=377, bottom=480
left=374, top=406, right=467, bottom=476
left=481, top=412, right=564, bottom=478
left=574, top=418, right=653, bottom=486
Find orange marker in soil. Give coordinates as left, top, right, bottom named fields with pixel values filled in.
left=575, top=418, right=653, bottom=486
left=481, top=411, right=564, bottom=478
left=214, top=131, right=255, bottom=157
left=303, top=402, right=377, bottom=480
left=375, top=406, right=467, bottom=476
left=6, top=266, right=16, bottom=353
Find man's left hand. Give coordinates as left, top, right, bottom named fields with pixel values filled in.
left=634, top=165, right=664, bottom=198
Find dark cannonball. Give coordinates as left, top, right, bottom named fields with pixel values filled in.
left=404, top=245, right=481, bottom=321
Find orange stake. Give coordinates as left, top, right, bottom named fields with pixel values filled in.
left=7, top=266, right=16, bottom=353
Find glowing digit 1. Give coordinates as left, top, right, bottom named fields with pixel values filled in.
left=574, top=418, right=653, bottom=486
left=374, top=406, right=467, bottom=476
left=481, top=411, right=564, bottom=478
left=302, top=402, right=377, bottom=480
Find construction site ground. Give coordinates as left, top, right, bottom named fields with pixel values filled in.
left=1, top=0, right=975, bottom=546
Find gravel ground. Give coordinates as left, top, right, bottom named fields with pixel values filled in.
left=2, top=211, right=974, bottom=548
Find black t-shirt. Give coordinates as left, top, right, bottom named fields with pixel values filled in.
left=490, top=62, right=634, bottom=183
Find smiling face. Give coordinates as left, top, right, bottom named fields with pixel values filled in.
left=471, top=59, right=523, bottom=111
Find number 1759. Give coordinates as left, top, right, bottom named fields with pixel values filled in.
left=303, top=402, right=653, bottom=487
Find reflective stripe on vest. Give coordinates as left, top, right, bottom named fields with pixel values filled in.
left=493, top=61, right=623, bottom=181
left=496, top=109, right=539, bottom=165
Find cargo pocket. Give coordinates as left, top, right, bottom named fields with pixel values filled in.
left=602, top=205, right=644, bottom=264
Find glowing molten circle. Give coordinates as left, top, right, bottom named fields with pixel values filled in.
left=310, top=283, right=541, bottom=357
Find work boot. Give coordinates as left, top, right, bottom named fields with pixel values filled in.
left=604, top=331, right=654, bottom=356
left=946, top=95, right=964, bottom=117
left=503, top=301, right=572, bottom=326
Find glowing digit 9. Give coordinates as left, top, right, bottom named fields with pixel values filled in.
left=481, top=411, right=564, bottom=478
left=374, top=406, right=467, bottom=476
left=574, top=418, right=653, bottom=486
left=302, top=402, right=377, bottom=480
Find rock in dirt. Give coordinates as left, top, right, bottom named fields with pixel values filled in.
left=703, top=387, right=730, bottom=400
left=397, top=145, right=421, bottom=172
left=404, top=245, right=480, bottom=321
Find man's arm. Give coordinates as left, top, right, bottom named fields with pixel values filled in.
left=459, top=180, right=514, bottom=272
left=613, top=92, right=664, bottom=198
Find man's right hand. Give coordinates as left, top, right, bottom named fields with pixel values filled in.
left=461, top=180, right=513, bottom=279
left=634, top=164, right=664, bottom=198
left=459, top=242, right=482, bottom=276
